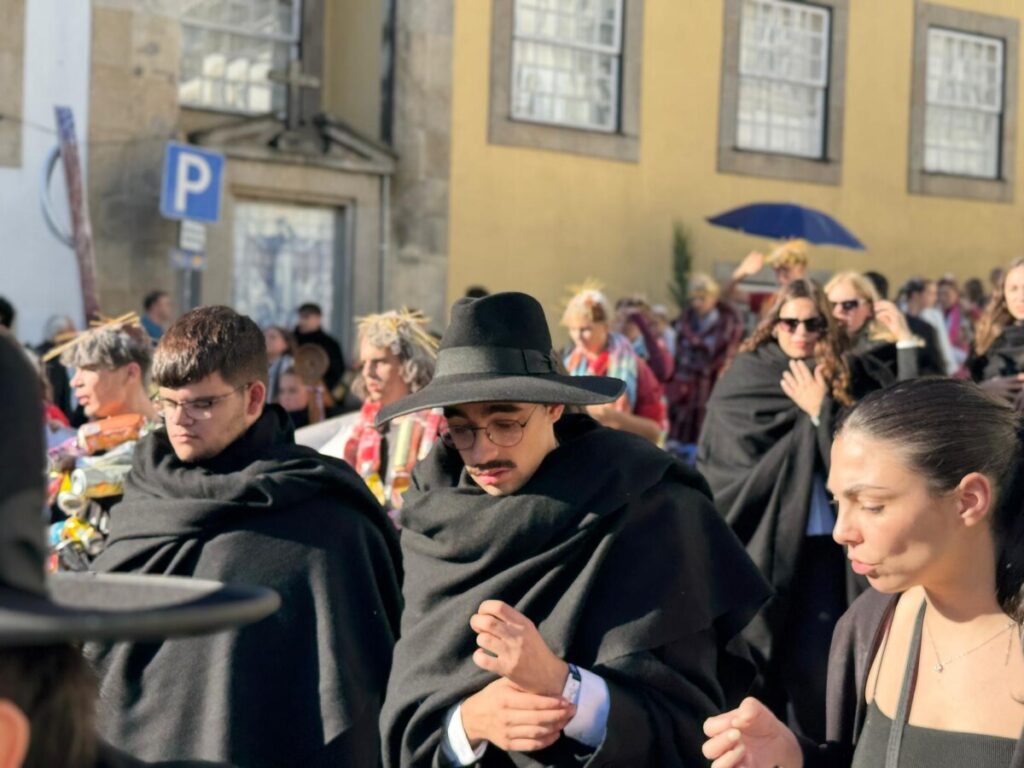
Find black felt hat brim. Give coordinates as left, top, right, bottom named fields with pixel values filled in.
left=0, top=574, right=280, bottom=647
left=376, top=372, right=625, bottom=426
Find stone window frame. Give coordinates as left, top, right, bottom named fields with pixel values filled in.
left=488, top=0, right=644, bottom=163
left=0, top=0, right=26, bottom=168
left=908, top=2, right=1019, bottom=203
left=717, top=0, right=850, bottom=186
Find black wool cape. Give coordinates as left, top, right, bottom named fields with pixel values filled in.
left=970, top=323, right=1024, bottom=383
left=88, top=406, right=403, bottom=768
left=380, top=413, right=769, bottom=768
left=697, top=343, right=860, bottom=666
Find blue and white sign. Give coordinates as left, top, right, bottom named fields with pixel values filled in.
left=159, top=142, right=224, bottom=223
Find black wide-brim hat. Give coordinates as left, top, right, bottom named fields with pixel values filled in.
left=377, top=292, right=625, bottom=425
left=0, top=332, right=279, bottom=646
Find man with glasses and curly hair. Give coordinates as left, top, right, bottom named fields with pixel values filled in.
left=86, top=305, right=403, bottom=768
left=378, top=292, right=769, bottom=768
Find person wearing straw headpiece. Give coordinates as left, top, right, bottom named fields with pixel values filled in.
left=307, top=309, right=442, bottom=517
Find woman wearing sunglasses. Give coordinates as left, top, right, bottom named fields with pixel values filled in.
left=825, top=271, right=920, bottom=401
left=698, top=279, right=855, bottom=745
left=971, top=258, right=1024, bottom=409
left=703, top=377, right=1024, bottom=768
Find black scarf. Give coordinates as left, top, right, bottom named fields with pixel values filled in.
left=381, top=414, right=768, bottom=767
left=698, top=343, right=841, bottom=662
left=89, top=406, right=403, bottom=768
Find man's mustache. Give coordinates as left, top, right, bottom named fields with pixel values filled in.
left=467, top=461, right=516, bottom=474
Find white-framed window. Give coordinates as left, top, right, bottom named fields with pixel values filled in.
left=510, top=0, right=624, bottom=133
left=179, top=0, right=301, bottom=114
left=736, top=0, right=830, bottom=159
left=924, top=28, right=1004, bottom=179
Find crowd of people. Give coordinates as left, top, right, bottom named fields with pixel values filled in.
left=2, top=244, right=1024, bottom=767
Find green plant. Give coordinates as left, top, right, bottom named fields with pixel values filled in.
left=669, top=222, right=692, bottom=310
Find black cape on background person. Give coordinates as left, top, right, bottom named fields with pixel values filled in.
left=969, top=323, right=1024, bottom=382
left=294, top=327, right=346, bottom=391
left=380, top=413, right=769, bottom=768
left=847, top=334, right=919, bottom=401
left=88, top=406, right=403, bottom=768
left=697, top=343, right=861, bottom=667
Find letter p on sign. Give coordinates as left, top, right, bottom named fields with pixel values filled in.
left=159, top=142, right=225, bottom=224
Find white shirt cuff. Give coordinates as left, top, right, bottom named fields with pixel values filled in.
left=563, top=667, right=611, bottom=748
left=443, top=702, right=488, bottom=766
left=896, top=339, right=921, bottom=349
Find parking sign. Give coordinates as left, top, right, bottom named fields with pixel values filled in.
left=159, top=142, right=224, bottom=223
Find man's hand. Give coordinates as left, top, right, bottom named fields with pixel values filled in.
left=780, top=360, right=826, bottom=420
left=980, top=374, right=1024, bottom=403
left=732, top=251, right=766, bottom=281
left=460, top=678, right=575, bottom=753
left=702, top=697, right=803, bottom=768
left=470, top=601, right=569, bottom=697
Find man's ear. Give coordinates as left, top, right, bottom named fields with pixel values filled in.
left=548, top=404, right=565, bottom=423
left=247, top=381, right=268, bottom=416
left=0, top=700, right=30, bottom=768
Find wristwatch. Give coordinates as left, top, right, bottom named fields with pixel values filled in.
left=561, top=663, right=582, bottom=706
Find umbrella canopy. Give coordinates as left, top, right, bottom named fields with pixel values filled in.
left=706, top=202, right=865, bottom=249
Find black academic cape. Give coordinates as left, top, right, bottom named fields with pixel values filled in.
left=697, top=343, right=859, bottom=666
left=847, top=334, right=919, bottom=402
left=380, top=413, right=769, bottom=768
left=801, top=589, right=1024, bottom=767
left=88, top=406, right=403, bottom=768
left=970, top=323, right=1024, bottom=382
left=905, top=315, right=947, bottom=377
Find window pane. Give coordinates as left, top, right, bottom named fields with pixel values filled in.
left=511, top=0, right=623, bottom=132
left=924, top=28, right=1003, bottom=178
left=179, top=0, right=300, bottom=113
left=737, top=0, right=829, bottom=158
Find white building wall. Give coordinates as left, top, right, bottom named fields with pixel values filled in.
left=0, top=0, right=91, bottom=346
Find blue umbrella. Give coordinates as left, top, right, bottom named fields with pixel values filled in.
left=706, top=202, right=865, bottom=249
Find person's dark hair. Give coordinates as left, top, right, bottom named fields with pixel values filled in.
left=143, top=290, right=168, bottom=312
left=838, top=377, right=1024, bottom=624
left=900, top=278, right=927, bottom=301
left=464, top=286, right=490, bottom=299
left=297, top=303, right=322, bottom=317
left=154, top=306, right=268, bottom=388
left=0, top=295, right=15, bottom=329
left=742, top=278, right=853, bottom=406
left=265, top=325, right=296, bottom=357
left=965, top=277, right=986, bottom=306
left=0, top=645, right=98, bottom=768
left=863, top=271, right=890, bottom=300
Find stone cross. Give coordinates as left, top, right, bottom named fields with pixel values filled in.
left=268, top=59, right=321, bottom=131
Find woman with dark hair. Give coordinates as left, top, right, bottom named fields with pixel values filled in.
left=971, top=258, right=1024, bottom=408
left=826, top=271, right=920, bottom=399
left=698, top=279, right=855, bottom=743
left=704, top=377, right=1024, bottom=767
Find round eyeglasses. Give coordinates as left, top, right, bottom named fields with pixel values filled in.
left=441, top=406, right=540, bottom=451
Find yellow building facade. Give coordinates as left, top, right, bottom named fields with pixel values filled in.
left=444, top=0, right=1024, bottom=328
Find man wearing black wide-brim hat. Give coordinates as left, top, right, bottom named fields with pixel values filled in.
left=0, top=332, right=278, bottom=768
left=379, top=292, right=771, bottom=767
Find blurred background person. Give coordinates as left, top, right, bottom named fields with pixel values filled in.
left=264, top=325, right=295, bottom=404
left=34, top=314, right=77, bottom=424
left=699, top=278, right=856, bottom=744
left=562, top=284, right=667, bottom=444
left=971, top=257, right=1024, bottom=408
left=826, top=271, right=920, bottom=399
left=866, top=271, right=945, bottom=377
left=899, top=277, right=955, bottom=375
left=140, top=290, right=173, bottom=342
left=293, top=302, right=346, bottom=395
left=667, top=273, right=743, bottom=460
left=937, top=275, right=974, bottom=375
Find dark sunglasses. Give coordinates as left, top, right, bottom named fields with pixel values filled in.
left=776, top=317, right=828, bottom=334
left=834, top=299, right=864, bottom=313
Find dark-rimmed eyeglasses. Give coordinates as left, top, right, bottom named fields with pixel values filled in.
left=834, top=299, right=865, bottom=313
left=154, top=383, right=250, bottom=421
left=441, top=406, right=540, bottom=451
left=776, top=317, right=828, bottom=334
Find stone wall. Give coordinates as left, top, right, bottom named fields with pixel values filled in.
left=0, top=0, right=26, bottom=168
left=387, top=0, right=454, bottom=331
left=88, top=0, right=181, bottom=316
